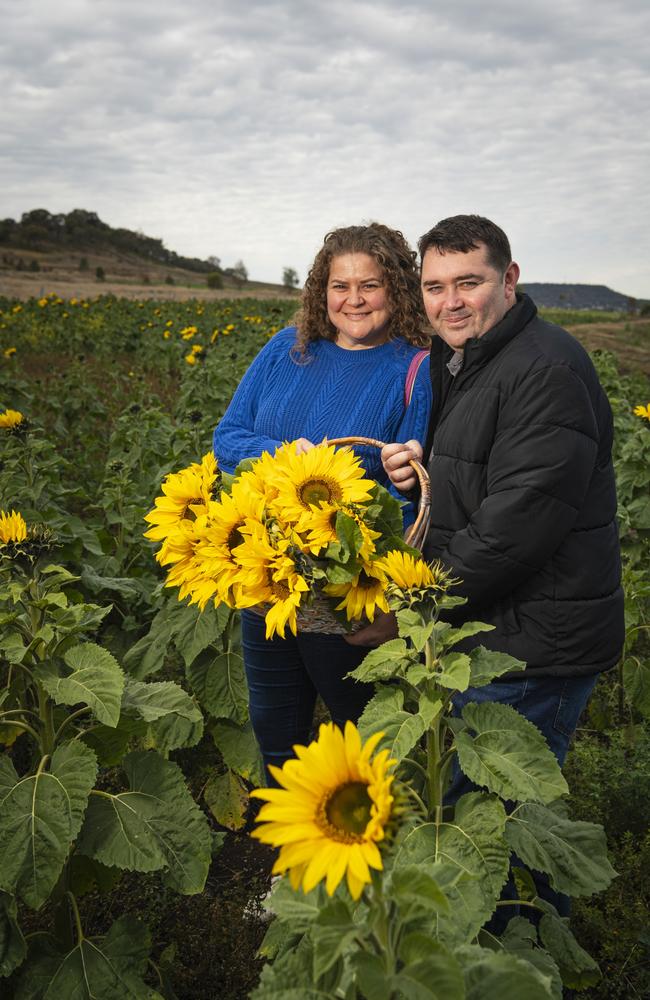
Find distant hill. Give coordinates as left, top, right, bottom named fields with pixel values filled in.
left=0, top=208, right=214, bottom=274
left=519, top=282, right=636, bottom=311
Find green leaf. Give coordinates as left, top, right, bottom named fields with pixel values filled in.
left=35, top=915, right=154, bottom=999
left=81, top=717, right=147, bottom=766
left=499, top=918, right=563, bottom=1000
left=456, top=702, right=569, bottom=804
left=120, top=676, right=203, bottom=751
left=251, top=936, right=331, bottom=999
left=0, top=890, right=26, bottom=977
left=356, top=686, right=427, bottom=761
left=623, top=656, right=650, bottom=716
left=347, top=638, right=414, bottom=683
left=445, top=622, right=495, bottom=646
left=390, top=865, right=450, bottom=914
left=351, top=952, right=391, bottom=1000
left=77, top=750, right=211, bottom=894
left=0, top=742, right=97, bottom=909
left=80, top=565, right=141, bottom=599
left=265, top=880, right=323, bottom=930
left=393, top=942, right=465, bottom=1000
left=312, top=898, right=357, bottom=980
left=211, top=719, right=264, bottom=785
left=397, top=608, right=435, bottom=652
left=172, top=600, right=231, bottom=668
left=459, top=946, right=557, bottom=999
left=437, top=652, right=471, bottom=691
left=186, top=648, right=248, bottom=723
left=396, top=793, right=510, bottom=943
left=505, top=803, right=617, bottom=896
left=468, top=646, right=526, bottom=687
left=39, top=641, right=125, bottom=727
left=539, top=914, right=601, bottom=989
left=203, top=770, right=249, bottom=831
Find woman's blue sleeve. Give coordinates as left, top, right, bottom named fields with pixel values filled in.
left=212, top=337, right=285, bottom=473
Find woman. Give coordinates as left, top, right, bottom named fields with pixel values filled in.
left=213, top=223, right=432, bottom=777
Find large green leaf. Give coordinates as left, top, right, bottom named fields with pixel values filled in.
left=211, top=719, right=264, bottom=785
left=396, top=792, right=510, bottom=943
left=0, top=890, right=26, bottom=977
left=468, top=646, right=526, bottom=687
left=505, top=803, right=617, bottom=896
left=390, top=866, right=450, bottom=915
left=436, top=652, right=471, bottom=691
left=203, top=770, right=248, bottom=831
left=312, top=898, right=358, bottom=981
left=186, top=648, right=248, bottom=723
left=623, top=656, right=650, bottom=717
left=39, top=642, right=125, bottom=727
left=357, top=686, right=428, bottom=761
left=499, top=918, right=563, bottom=1000
left=17, top=915, right=156, bottom=999
left=172, top=600, right=231, bottom=667
left=393, top=940, right=465, bottom=1000
left=539, top=914, right=601, bottom=989
left=347, top=639, right=416, bottom=683
left=76, top=750, right=211, bottom=894
left=120, top=676, right=204, bottom=750
left=0, top=743, right=97, bottom=909
left=456, top=702, right=568, bottom=804
left=458, top=946, right=556, bottom=999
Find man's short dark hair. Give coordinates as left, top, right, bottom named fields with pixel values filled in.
left=418, top=215, right=512, bottom=274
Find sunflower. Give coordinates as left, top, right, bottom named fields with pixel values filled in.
left=633, top=402, right=650, bottom=421
left=233, top=522, right=310, bottom=637
left=376, top=550, right=450, bottom=610
left=297, top=504, right=381, bottom=559
left=323, top=560, right=389, bottom=623
left=0, top=509, right=27, bottom=544
left=144, top=452, right=218, bottom=544
left=268, top=442, right=374, bottom=526
left=190, top=484, right=265, bottom=606
left=161, top=516, right=219, bottom=609
left=0, top=409, right=24, bottom=429
left=251, top=721, right=395, bottom=900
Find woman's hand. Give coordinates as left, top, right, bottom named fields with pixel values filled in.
left=293, top=437, right=315, bottom=454
left=381, top=439, right=423, bottom=493
left=344, top=611, right=398, bottom=648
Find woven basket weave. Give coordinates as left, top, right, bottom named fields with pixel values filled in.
left=253, top=436, right=431, bottom=635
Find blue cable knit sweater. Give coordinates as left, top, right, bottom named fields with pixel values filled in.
left=213, top=327, right=432, bottom=524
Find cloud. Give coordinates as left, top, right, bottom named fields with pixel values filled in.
left=1, top=0, right=648, bottom=294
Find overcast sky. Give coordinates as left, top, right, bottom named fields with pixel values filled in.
left=1, top=0, right=649, bottom=296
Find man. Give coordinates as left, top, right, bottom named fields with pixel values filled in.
left=349, top=214, right=624, bottom=773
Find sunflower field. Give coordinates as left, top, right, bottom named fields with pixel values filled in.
left=0, top=292, right=648, bottom=1000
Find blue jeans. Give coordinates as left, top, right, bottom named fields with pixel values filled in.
left=448, top=673, right=598, bottom=926
left=241, top=610, right=374, bottom=780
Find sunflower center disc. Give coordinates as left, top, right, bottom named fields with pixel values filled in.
left=227, top=525, right=244, bottom=551
left=271, top=578, right=291, bottom=600
left=299, top=478, right=340, bottom=507
left=319, top=781, right=372, bottom=842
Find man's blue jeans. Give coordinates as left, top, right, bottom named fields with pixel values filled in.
left=448, top=673, right=598, bottom=924
left=241, top=609, right=374, bottom=779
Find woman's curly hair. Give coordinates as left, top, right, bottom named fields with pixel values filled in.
left=293, top=223, right=430, bottom=353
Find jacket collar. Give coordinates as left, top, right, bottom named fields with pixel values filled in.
left=460, top=292, right=537, bottom=372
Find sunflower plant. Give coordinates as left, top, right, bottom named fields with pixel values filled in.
left=249, top=556, right=617, bottom=1000
left=0, top=509, right=212, bottom=997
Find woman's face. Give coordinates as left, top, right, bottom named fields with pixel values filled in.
left=326, top=253, right=393, bottom=350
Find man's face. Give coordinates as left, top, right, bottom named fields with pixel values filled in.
left=420, top=244, right=520, bottom=350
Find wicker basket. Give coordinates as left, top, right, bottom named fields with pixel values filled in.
left=252, top=436, right=431, bottom=635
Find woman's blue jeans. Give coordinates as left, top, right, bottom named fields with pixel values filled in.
left=447, top=673, right=598, bottom=926
left=241, top=609, right=374, bottom=780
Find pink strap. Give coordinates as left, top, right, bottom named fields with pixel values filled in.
left=404, top=350, right=429, bottom=408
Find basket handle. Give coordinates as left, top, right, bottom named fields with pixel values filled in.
left=324, top=436, right=431, bottom=552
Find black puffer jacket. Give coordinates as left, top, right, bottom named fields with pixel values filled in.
left=423, top=294, right=624, bottom=678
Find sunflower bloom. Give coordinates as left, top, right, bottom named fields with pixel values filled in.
left=324, top=561, right=389, bottom=622
left=190, top=484, right=265, bottom=606
left=268, top=442, right=374, bottom=526
left=144, top=452, right=218, bottom=543
left=233, top=522, right=309, bottom=637
left=633, top=403, right=650, bottom=421
left=0, top=510, right=27, bottom=544
left=252, top=721, right=395, bottom=899
left=0, top=409, right=23, bottom=429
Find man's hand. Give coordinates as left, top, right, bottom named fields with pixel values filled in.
left=381, top=439, right=423, bottom=494
left=344, top=611, right=398, bottom=648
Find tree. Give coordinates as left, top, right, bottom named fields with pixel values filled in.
left=225, top=259, right=248, bottom=287
left=282, top=267, right=300, bottom=289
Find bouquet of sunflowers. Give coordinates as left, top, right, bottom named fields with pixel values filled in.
left=144, top=440, right=428, bottom=637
